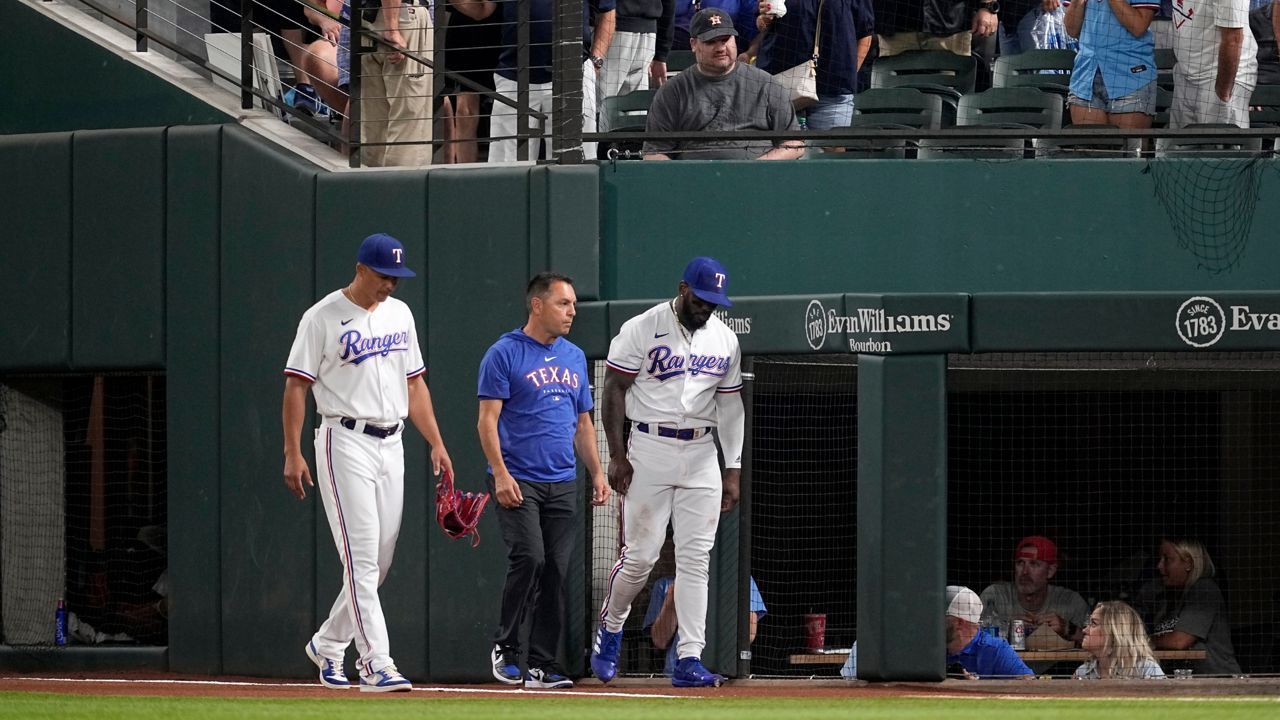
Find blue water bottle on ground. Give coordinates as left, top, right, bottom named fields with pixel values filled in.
left=55, top=599, right=67, bottom=646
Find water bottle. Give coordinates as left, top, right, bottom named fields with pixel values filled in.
left=55, top=599, right=67, bottom=646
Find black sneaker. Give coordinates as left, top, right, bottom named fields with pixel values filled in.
left=490, top=644, right=521, bottom=685
left=525, top=664, right=573, bottom=689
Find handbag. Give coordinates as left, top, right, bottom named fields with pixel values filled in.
left=773, top=0, right=824, bottom=111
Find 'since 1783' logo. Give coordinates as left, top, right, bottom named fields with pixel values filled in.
left=1176, top=296, right=1226, bottom=348
left=805, top=300, right=827, bottom=351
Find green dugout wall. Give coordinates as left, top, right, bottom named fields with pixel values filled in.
left=7, top=4, right=1280, bottom=675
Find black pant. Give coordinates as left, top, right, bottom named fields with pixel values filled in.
left=488, top=476, right=578, bottom=669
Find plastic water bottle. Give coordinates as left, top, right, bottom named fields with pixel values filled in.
left=55, top=599, right=67, bottom=646
left=1031, top=7, right=1078, bottom=52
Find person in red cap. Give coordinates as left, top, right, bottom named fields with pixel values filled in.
left=979, top=536, right=1091, bottom=652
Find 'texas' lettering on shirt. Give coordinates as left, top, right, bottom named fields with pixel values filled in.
left=646, top=345, right=731, bottom=381
left=524, top=365, right=582, bottom=389
left=338, top=329, right=410, bottom=365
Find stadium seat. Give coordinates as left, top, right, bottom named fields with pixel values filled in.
left=992, top=48, right=1076, bottom=96
left=602, top=90, right=657, bottom=133
left=957, top=87, right=1063, bottom=129
left=870, top=50, right=977, bottom=126
left=1033, top=124, right=1142, bottom=158
left=1250, top=85, right=1280, bottom=128
left=1154, top=47, right=1175, bottom=90
left=850, top=88, right=943, bottom=129
left=665, top=50, right=695, bottom=73
left=1154, top=124, right=1265, bottom=158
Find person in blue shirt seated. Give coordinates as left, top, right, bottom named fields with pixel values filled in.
left=643, top=575, right=766, bottom=676
left=945, top=585, right=1035, bottom=679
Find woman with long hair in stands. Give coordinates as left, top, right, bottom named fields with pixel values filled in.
left=1075, top=601, right=1164, bottom=679
left=1138, top=537, right=1242, bottom=676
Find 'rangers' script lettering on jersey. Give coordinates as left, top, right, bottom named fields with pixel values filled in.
left=339, top=329, right=411, bottom=364
left=646, top=346, right=731, bottom=380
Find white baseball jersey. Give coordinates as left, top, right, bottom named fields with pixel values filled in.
left=1172, top=0, right=1257, bottom=85
left=284, top=289, right=425, bottom=424
left=605, top=300, right=743, bottom=429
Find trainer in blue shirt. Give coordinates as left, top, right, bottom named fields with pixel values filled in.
left=478, top=272, right=610, bottom=690
left=945, top=585, right=1035, bottom=679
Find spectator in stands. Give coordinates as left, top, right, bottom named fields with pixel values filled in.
left=643, top=8, right=806, bottom=159
left=440, top=0, right=503, bottom=163
left=1169, top=0, right=1258, bottom=127
left=980, top=536, right=1091, bottom=646
left=1064, top=0, right=1161, bottom=129
left=669, top=0, right=760, bottom=64
left=946, top=585, right=1035, bottom=678
left=1251, top=1, right=1280, bottom=85
left=598, top=0, right=674, bottom=132
left=486, top=0, right=617, bottom=162
left=871, top=0, right=999, bottom=58
left=1138, top=537, right=1242, bottom=675
left=999, top=1, right=1076, bottom=55
left=755, top=0, right=876, bottom=130
left=333, top=0, right=435, bottom=166
left=644, top=572, right=766, bottom=676
left=1074, top=601, right=1166, bottom=679
left=299, top=3, right=345, bottom=119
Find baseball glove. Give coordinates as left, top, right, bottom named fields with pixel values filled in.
left=435, top=469, right=489, bottom=547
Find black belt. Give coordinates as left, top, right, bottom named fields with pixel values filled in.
left=633, top=422, right=713, bottom=441
left=340, top=417, right=401, bottom=439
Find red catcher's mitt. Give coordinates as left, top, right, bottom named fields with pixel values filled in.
left=435, top=469, right=489, bottom=547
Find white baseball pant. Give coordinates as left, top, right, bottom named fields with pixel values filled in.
left=599, top=429, right=722, bottom=660
left=310, top=421, right=404, bottom=677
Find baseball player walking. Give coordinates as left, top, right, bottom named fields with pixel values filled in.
left=477, top=272, right=610, bottom=689
left=282, top=233, right=453, bottom=692
left=590, top=257, right=744, bottom=688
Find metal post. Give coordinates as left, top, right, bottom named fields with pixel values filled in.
left=736, top=362, right=754, bottom=678
left=552, top=0, right=585, bottom=163
left=349, top=4, right=364, bottom=168
left=135, top=0, right=148, bottom=52
left=516, top=0, right=531, bottom=161
left=239, top=0, right=254, bottom=110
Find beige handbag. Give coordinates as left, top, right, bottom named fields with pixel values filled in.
left=773, top=0, right=824, bottom=111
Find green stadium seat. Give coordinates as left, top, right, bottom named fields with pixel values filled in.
left=665, top=50, right=695, bottom=73
left=1250, top=85, right=1280, bottom=128
left=957, top=87, right=1063, bottom=129
left=992, top=48, right=1076, bottom=97
left=1154, top=124, right=1265, bottom=158
left=1155, top=47, right=1175, bottom=90
left=1033, top=124, right=1142, bottom=158
left=602, top=90, right=657, bottom=133
left=870, top=51, right=977, bottom=126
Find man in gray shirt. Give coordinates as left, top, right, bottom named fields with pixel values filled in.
left=643, top=8, right=805, bottom=160
left=979, top=535, right=1090, bottom=644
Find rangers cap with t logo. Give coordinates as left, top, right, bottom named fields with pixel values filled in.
left=682, top=256, right=732, bottom=307
left=357, top=233, right=416, bottom=277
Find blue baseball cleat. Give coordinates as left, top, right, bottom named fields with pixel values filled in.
left=672, top=656, right=725, bottom=688
left=305, top=640, right=350, bottom=689
left=590, top=626, right=622, bottom=683
left=359, top=665, right=412, bottom=692
left=525, top=665, right=574, bottom=689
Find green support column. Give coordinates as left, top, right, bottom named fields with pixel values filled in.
left=856, top=354, right=947, bottom=681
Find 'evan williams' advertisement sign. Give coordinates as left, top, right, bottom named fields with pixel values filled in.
left=805, top=295, right=968, bottom=354
left=1176, top=296, right=1280, bottom=349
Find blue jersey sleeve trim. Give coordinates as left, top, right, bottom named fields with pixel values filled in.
left=406, top=365, right=426, bottom=379
left=284, top=368, right=316, bottom=382
left=606, top=360, right=640, bottom=375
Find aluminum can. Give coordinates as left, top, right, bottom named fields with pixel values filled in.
left=1010, top=619, right=1026, bottom=650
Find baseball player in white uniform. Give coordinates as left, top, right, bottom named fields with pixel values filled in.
left=282, top=233, right=453, bottom=692
left=590, top=256, right=744, bottom=688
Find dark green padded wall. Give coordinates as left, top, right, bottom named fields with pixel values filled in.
left=165, top=125, right=224, bottom=673
left=425, top=167, right=533, bottom=681
left=71, top=129, right=166, bottom=368
left=0, top=133, right=72, bottom=370
left=217, top=128, right=320, bottom=675
left=313, top=170, right=431, bottom=678
left=0, top=2, right=231, bottom=134
left=603, top=160, right=1280, bottom=297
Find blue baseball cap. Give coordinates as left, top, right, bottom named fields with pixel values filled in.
left=357, top=233, right=416, bottom=277
left=682, top=256, right=732, bottom=307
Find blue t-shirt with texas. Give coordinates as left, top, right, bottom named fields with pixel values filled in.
left=477, top=329, right=593, bottom=483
